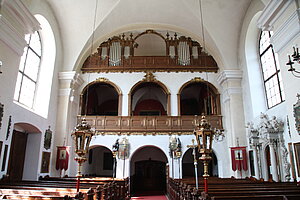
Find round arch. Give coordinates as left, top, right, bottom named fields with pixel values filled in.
left=83, top=145, right=114, bottom=177
left=128, top=77, right=171, bottom=116
left=8, top=123, right=42, bottom=181
left=182, top=147, right=218, bottom=178
left=177, top=78, right=221, bottom=116
left=130, top=145, right=168, bottom=195
left=80, top=78, right=123, bottom=116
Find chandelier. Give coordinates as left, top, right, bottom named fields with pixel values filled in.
left=286, top=47, right=300, bottom=78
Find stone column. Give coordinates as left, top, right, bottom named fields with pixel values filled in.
left=269, top=142, right=279, bottom=182
left=53, top=71, right=84, bottom=176
left=262, top=147, right=269, bottom=181
left=252, top=145, right=260, bottom=179
left=217, top=70, right=248, bottom=177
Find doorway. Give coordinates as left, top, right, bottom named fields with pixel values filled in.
left=7, top=130, right=28, bottom=181
left=130, top=146, right=168, bottom=195
left=7, top=123, right=42, bottom=181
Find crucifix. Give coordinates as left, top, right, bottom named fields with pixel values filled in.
left=187, top=139, right=199, bottom=189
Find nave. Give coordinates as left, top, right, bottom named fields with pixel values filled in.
left=0, top=176, right=300, bottom=200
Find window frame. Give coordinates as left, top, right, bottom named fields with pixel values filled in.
left=14, top=31, right=42, bottom=109
left=259, top=31, right=284, bottom=109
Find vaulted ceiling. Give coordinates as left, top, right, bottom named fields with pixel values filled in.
left=42, top=0, right=266, bottom=71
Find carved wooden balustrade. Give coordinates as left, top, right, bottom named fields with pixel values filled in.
left=82, top=55, right=218, bottom=73
left=79, top=115, right=223, bottom=135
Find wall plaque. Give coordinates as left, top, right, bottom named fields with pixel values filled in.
left=44, top=126, right=52, bottom=150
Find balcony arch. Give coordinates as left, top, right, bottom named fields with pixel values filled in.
left=128, top=73, right=170, bottom=116
left=80, top=78, right=123, bottom=116
left=178, top=77, right=221, bottom=116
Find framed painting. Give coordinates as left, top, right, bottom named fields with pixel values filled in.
left=41, top=152, right=51, bottom=173
left=293, top=142, right=300, bottom=177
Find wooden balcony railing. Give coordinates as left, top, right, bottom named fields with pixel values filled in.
left=79, top=115, right=223, bottom=135
left=81, top=56, right=218, bottom=73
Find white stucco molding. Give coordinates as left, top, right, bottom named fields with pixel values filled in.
left=0, top=0, right=40, bottom=55
left=271, top=9, right=300, bottom=53
left=58, top=71, right=77, bottom=81
left=217, top=70, right=243, bottom=86
left=58, top=71, right=84, bottom=94
left=0, top=16, right=26, bottom=55
left=257, top=0, right=292, bottom=31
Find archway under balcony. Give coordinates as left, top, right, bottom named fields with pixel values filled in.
left=130, top=145, right=168, bottom=195
left=83, top=145, right=114, bottom=177
left=182, top=147, right=218, bottom=178
left=178, top=78, right=220, bottom=116
left=80, top=79, right=122, bottom=116
left=129, top=77, right=170, bottom=116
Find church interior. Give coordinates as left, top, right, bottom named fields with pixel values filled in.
left=0, top=0, right=300, bottom=199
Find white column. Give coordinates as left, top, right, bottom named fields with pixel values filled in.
left=54, top=72, right=84, bottom=177
left=217, top=70, right=248, bottom=177
left=171, top=94, right=178, bottom=116
left=252, top=145, right=260, bottom=179
left=262, top=149, right=269, bottom=181
left=269, top=142, right=279, bottom=182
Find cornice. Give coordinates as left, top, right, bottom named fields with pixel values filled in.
left=257, top=0, right=291, bottom=30
left=58, top=71, right=77, bottom=81
left=0, top=15, right=26, bottom=55
left=0, top=0, right=40, bottom=55
left=2, top=0, right=40, bottom=34
left=217, top=70, right=243, bottom=86
left=271, top=9, right=300, bottom=53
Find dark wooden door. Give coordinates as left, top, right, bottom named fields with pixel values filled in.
left=7, top=130, right=28, bottom=181
left=133, top=160, right=166, bottom=193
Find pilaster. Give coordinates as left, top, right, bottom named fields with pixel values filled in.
left=217, top=70, right=246, bottom=147
left=54, top=71, right=84, bottom=176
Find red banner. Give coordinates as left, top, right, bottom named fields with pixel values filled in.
left=230, top=147, right=248, bottom=171
left=56, top=146, right=70, bottom=171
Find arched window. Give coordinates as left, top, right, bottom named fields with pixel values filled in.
left=14, top=31, right=42, bottom=108
left=14, top=15, right=56, bottom=118
left=259, top=31, right=285, bottom=108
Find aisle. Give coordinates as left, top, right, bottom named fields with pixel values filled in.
left=131, top=195, right=168, bottom=200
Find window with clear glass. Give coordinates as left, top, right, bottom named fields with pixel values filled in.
left=14, top=31, right=42, bottom=108
left=259, top=31, right=285, bottom=108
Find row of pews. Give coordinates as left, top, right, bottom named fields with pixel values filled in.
left=167, top=177, right=300, bottom=200
left=0, top=177, right=129, bottom=200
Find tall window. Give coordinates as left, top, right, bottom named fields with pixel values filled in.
left=259, top=31, right=285, bottom=108
left=14, top=31, right=42, bottom=108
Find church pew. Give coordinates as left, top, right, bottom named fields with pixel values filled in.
left=0, top=177, right=129, bottom=200
left=167, top=178, right=300, bottom=200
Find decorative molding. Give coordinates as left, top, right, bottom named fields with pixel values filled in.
left=71, top=73, right=84, bottom=89
left=2, top=0, right=40, bottom=34
left=271, top=9, right=300, bottom=53
left=190, top=77, right=205, bottom=82
left=257, top=0, right=291, bottom=30
left=217, top=70, right=243, bottom=86
left=143, top=71, right=156, bottom=82
left=58, top=71, right=76, bottom=81
left=0, top=0, right=40, bottom=55
left=95, top=77, right=109, bottom=82
left=0, top=15, right=27, bottom=55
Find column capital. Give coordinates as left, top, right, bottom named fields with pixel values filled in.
left=217, top=70, right=243, bottom=86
